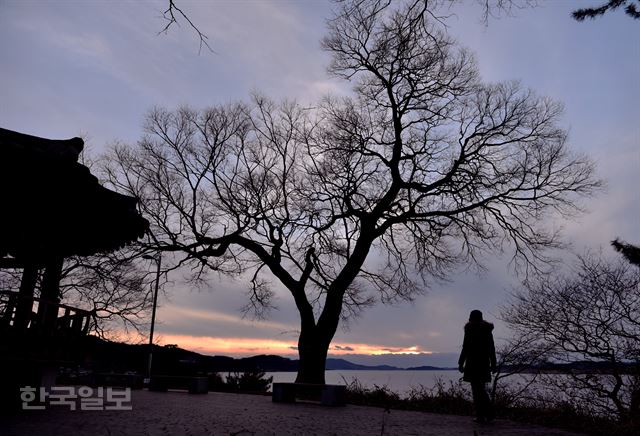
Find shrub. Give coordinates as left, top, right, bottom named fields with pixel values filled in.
left=343, top=378, right=401, bottom=409
left=224, top=370, right=272, bottom=393
left=207, top=372, right=226, bottom=391
left=405, top=379, right=473, bottom=416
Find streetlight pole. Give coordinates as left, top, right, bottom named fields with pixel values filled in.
left=143, top=253, right=161, bottom=385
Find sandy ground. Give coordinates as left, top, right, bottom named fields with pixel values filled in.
left=3, top=390, right=581, bottom=435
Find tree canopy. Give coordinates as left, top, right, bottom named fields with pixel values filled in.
left=104, top=0, right=600, bottom=383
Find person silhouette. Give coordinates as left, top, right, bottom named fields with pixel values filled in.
left=458, top=309, right=496, bottom=423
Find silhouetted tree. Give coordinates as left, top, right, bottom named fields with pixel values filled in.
left=612, top=239, right=640, bottom=267
left=104, top=0, right=599, bottom=384
left=0, top=250, right=156, bottom=339
left=58, top=251, right=157, bottom=338
left=502, top=252, right=640, bottom=419
left=490, top=332, right=550, bottom=406
left=478, top=0, right=639, bottom=22
left=573, top=0, right=640, bottom=21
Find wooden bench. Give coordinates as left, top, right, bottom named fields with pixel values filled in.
left=272, top=382, right=346, bottom=406
left=148, top=375, right=209, bottom=394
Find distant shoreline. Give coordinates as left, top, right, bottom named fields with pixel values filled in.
left=74, top=337, right=636, bottom=376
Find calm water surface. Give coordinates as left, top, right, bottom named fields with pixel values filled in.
left=265, top=370, right=462, bottom=395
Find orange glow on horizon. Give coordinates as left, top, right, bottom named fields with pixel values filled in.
left=147, top=333, right=431, bottom=357
left=108, top=305, right=435, bottom=356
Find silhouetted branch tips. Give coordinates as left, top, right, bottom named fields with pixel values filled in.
left=161, top=0, right=214, bottom=54
left=476, top=0, right=539, bottom=24
left=476, top=0, right=640, bottom=22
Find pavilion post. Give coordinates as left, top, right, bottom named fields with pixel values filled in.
left=14, top=264, right=38, bottom=329
left=37, top=257, right=64, bottom=332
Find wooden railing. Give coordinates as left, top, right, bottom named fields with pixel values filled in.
left=0, top=290, right=92, bottom=336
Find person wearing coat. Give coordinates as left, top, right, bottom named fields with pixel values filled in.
left=458, top=309, right=497, bottom=423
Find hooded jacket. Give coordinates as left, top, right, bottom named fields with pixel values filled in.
left=458, top=320, right=497, bottom=383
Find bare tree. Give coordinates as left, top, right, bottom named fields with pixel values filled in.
left=502, top=253, right=640, bottom=419
left=57, top=250, right=158, bottom=339
left=490, top=332, right=550, bottom=406
left=103, top=0, right=599, bottom=383
left=0, top=249, right=157, bottom=340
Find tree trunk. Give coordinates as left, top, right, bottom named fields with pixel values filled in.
left=293, top=228, right=374, bottom=384
left=294, top=287, right=346, bottom=384
left=295, top=323, right=331, bottom=384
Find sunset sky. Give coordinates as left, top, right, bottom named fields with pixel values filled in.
left=1, top=0, right=638, bottom=367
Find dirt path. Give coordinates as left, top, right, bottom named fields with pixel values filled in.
left=3, top=390, right=581, bottom=435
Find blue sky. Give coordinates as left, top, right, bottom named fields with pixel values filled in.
left=1, top=0, right=638, bottom=367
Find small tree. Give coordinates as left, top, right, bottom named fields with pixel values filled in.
left=58, top=251, right=157, bottom=338
left=225, top=371, right=273, bottom=393
left=502, top=252, right=640, bottom=419
left=104, top=0, right=599, bottom=383
left=0, top=249, right=155, bottom=339
left=491, top=332, right=550, bottom=407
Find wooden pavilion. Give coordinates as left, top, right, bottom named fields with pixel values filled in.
left=0, top=127, right=149, bottom=408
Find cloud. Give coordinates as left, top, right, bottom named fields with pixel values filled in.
left=155, top=334, right=297, bottom=356
left=378, top=346, right=426, bottom=355
left=162, top=305, right=295, bottom=332
left=138, top=330, right=433, bottom=359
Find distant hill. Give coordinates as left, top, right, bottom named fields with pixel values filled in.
left=326, top=358, right=401, bottom=371
left=68, top=336, right=636, bottom=376
left=77, top=336, right=296, bottom=374
left=406, top=365, right=456, bottom=371
left=71, top=336, right=458, bottom=374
